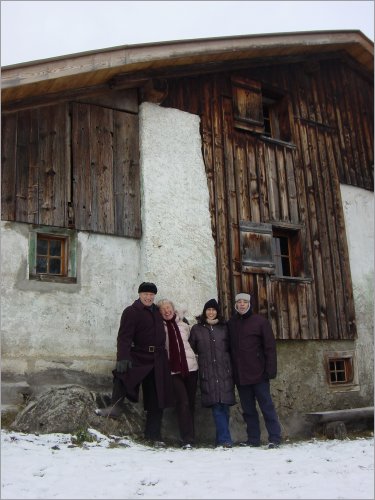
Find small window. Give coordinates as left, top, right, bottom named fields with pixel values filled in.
left=240, top=221, right=305, bottom=278
left=29, top=226, right=77, bottom=283
left=231, top=76, right=291, bottom=142
left=272, top=227, right=303, bottom=277
left=262, top=93, right=292, bottom=142
left=328, top=358, right=354, bottom=384
left=36, top=235, right=67, bottom=276
left=325, top=351, right=358, bottom=390
left=262, top=98, right=273, bottom=137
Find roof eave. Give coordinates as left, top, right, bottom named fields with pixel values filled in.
left=1, top=30, right=373, bottom=104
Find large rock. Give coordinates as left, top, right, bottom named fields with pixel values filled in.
left=8, top=383, right=251, bottom=445
left=10, top=384, right=144, bottom=437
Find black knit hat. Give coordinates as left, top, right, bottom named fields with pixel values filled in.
left=203, top=298, right=219, bottom=315
left=138, top=282, right=157, bottom=294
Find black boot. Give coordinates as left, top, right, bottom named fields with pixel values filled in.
left=95, top=377, right=126, bottom=418
left=95, top=405, right=123, bottom=418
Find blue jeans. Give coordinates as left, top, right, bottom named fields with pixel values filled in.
left=237, top=381, right=281, bottom=445
left=211, top=403, right=232, bottom=445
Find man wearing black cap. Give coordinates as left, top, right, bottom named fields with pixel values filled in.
left=96, top=282, right=174, bottom=445
left=227, top=292, right=282, bottom=449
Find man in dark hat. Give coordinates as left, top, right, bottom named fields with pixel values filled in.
left=96, top=282, right=174, bottom=445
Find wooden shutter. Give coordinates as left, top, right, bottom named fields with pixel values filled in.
left=1, top=105, right=68, bottom=227
left=240, top=221, right=275, bottom=273
left=1, top=112, right=18, bottom=221
left=71, top=102, right=141, bottom=238
left=275, top=97, right=292, bottom=142
left=113, top=110, right=141, bottom=238
left=231, top=76, right=264, bottom=133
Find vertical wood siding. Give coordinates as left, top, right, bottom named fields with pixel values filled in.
left=1, top=101, right=141, bottom=238
left=163, top=58, right=372, bottom=340
left=1, top=105, right=69, bottom=227
left=71, top=102, right=141, bottom=237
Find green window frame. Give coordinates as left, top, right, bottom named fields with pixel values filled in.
left=29, top=226, right=77, bottom=283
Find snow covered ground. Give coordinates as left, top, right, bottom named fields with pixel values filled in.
left=1, top=429, right=373, bottom=499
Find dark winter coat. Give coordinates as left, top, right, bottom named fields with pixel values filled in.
left=189, top=321, right=236, bottom=407
left=114, top=299, right=174, bottom=409
left=227, top=311, right=277, bottom=386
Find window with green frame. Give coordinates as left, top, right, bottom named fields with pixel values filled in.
left=29, top=226, right=77, bottom=283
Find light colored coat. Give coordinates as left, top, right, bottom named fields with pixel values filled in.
left=164, top=312, right=198, bottom=373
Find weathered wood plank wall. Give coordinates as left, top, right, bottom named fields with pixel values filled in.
left=1, top=105, right=69, bottom=227
left=1, top=100, right=141, bottom=238
left=162, top=57, right=373, bottom=340
left=1, top=55, right=372, bottom=342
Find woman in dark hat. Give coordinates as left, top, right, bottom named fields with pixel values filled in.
left=189, top=299, right=236, bottom=448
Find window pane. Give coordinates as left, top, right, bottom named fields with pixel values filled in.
left=36, top=257, right=48, bottom=273
left=49, top=258, right=62, bottom=275
left=281, top=257, right=291, bottom=276
left=49, top=239, right=62, bottom=256
left=37, top=238, right=48, bottom=255
left=336, top=371, right=346, bottom=382
left=279, top=237, right=289, bottom=256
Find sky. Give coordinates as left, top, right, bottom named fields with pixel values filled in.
left=1, top=429, right=374, bottom=499
left=1, top=1, right=374, bottom=67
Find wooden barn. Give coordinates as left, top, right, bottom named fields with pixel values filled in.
left=1, top=31, right=373, bottom=439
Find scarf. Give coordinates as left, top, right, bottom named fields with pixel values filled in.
left=205, top=318, right=219, bottom=326
left=165, top=314, right=189, bottom=378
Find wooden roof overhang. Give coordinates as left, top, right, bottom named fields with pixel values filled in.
left=2, top=30, right=373, bottom=109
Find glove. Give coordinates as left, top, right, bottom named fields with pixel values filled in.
left=116, top=359, right=132, bottom=373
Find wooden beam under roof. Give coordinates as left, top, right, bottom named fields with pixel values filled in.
left=2, top=30, right=373, bottom=104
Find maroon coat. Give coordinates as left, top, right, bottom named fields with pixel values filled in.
left=115, top=299, right=174, bottom=409
left=227, top=312, right=277, bottom=386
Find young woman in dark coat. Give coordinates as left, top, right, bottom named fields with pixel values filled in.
left=189, top=299, right=236, bottom=448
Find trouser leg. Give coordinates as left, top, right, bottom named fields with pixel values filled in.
left=111, top=377, right=127, bottom=407
left=237, top=384, right=261, bottom=446
left=185, top=370, right=198, bottom=437
left=142, top=369, right=164, bottom=441
left=211, top=403, right=232, bottom=445
left=172, top=374, right=195, bottom=444
left=95, top=376, right=127, bottom=418
left=185, top=370, right=198, bottom=415
left=254, top=381, right=281, bottom=444
left=144, top=408, right=164, bottom=441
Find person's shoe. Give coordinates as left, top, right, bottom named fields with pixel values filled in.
left=216, top=442, right=233, bottom=449
left=181, top=443, right=193, bottom=450
left=267, top=442, right=280, bottom=449
left=95, top=406, right=122, bottom=419
left=153, top=440, right=166, bottom=448
left=239, top=441, right=260, bottom=447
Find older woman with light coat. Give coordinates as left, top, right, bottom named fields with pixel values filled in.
left=158, top=299, right=198, bottom=449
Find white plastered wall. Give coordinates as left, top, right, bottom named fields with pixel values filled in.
left=340, top=185, right=374, bottom=395
left=0, top=222, right=141, bottom=377
left=139, top=102, right=217, bottom=320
